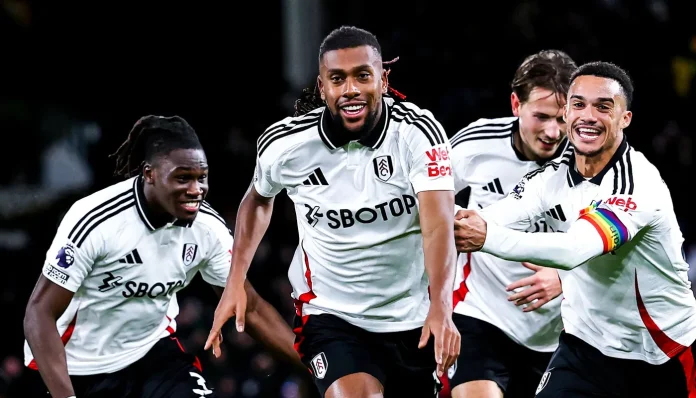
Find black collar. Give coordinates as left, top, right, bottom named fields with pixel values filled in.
left=509, top=119, right=570, bottom=166
left=566, top=135, right=629, bottom=187
left=318, top=99, right=390, bottom=149
left=133, top=177, right=193, bottom=231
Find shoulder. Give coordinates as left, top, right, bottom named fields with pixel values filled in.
left=62, top=178, right=137, bottom=247
left=525, top=146, right=573, bottom=183
left=619, top=146, right=668, bottom=201
left=256, top=108, right=323, bottom=162
left=450, top=116, right=517, bottom=150
left=388, top=99, right=447, bottom=147
left=194, top=201, right=233, bottom=242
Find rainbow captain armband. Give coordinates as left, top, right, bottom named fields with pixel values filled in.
left=578, top=201, right=629, bottom=253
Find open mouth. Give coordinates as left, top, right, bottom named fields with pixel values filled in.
left=575, top=126, right=602, bottom=142
left=180, top=201, right=200, bottom=213
left=538, top=138, right=558, bottom=149
left=340, top=103, right=366, bottom=119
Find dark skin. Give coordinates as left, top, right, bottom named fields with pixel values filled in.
left=206, top=46, right=459, bottom=398
left=24, top=148, right=301, bottom=398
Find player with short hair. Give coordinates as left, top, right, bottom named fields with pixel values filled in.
left=205, top=25, right=459, bottom=398
left=454, top=62, right=696, bottom=397
left=448, top=50, right=576, bottom=398
left=23, top=115, right=298, bottom=398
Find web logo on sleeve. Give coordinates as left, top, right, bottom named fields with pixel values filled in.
left=425, top=147, right=452, bottom=178
left=579, top=200, right=629, bottom=253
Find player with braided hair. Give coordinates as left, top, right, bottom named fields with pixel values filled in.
left=23, top=115, right=299, bottom=398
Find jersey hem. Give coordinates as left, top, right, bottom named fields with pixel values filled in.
left=565, top=323, right=696, bottom=365
left=303, top=307, right=426, bottom=333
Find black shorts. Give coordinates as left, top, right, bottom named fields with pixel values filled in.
left=535, top=331, right=696, bottom=397
left=449, top=314, right=553, bottom=397
left=20, top=335, right=215, bottom=398
left=294, top=313, right=441, bottom=397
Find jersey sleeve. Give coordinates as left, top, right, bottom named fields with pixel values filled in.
left=577, top=192, right=656, bottom=253
left=198, top=220, right=234, bottom=287
left=477, top=166, right=549, bottom=228
left=404, top=108, right=455, bottom=193
left=253, top=120, right=288, bottom=198
left=42, top=201, right=103, bottom=292
left=480, top=191, right=658, bottom=270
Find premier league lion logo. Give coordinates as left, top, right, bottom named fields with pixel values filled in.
left=56, top=244, right=76, bottom=269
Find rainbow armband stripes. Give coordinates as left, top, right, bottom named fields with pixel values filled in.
left=579, top=201, right=629, bottom=253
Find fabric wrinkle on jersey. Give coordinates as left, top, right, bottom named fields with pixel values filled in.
left=254, top=97, right=454, bottom=333
left=479, top=136, right=696, bottom=365
left=23, top=176, right=233, bottom=375
left=450, top=116, right=567, bottom=352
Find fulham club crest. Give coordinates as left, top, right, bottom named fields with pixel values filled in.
left=373, top=155, right=393, bottom=182
left=310, top=352, right=328, bottom=379
left=182, top=243, right=198, bottom=266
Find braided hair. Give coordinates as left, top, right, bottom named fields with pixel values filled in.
left=294, top=26, right=406, bottom=117
left=110, top=115, right=202, bottom=178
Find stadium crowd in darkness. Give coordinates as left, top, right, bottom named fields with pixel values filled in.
left=1, top=1, right=695, bottom=396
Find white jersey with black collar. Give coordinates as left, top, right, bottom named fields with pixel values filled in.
left=480, top=137, right=696, bottom=364
left=450, top=116, right=568, bottom=352
left=24, top=176, right=233, bottom=374
left=254, top=97, right=454, bottom=333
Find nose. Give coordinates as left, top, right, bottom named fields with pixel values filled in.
left=187, top=181, right=204, bottom=197
left=545, top=123, right=562, bottom=141
left=343, top=78, right=360, bottom=98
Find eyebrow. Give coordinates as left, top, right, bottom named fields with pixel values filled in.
left=174, top=166, right=209, bottom=171
left=326, top=64, right=373, bottom=74
left=570, top=94, right=615, bottom=104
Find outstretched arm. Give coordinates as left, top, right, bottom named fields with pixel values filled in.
left=205, top=184, right=275, bottom=356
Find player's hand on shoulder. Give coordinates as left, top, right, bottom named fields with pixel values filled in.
left=454, top=209, right=487, bottom=252
left=506, top=263, right=562, bottom=312
left=205, top=284, right=248, bottom=358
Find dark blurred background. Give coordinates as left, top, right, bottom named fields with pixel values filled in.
left=1, top=0, right=695, bottom=397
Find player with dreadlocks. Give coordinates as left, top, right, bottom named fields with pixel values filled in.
left=293, top=57, right=406, bottom=117
left=206, top=25, right=459, bottom=398
left=23, top=115, right=299, bottom=398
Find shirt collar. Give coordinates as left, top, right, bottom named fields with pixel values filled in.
left=566, top=135, right=629, bottom=187
left=133, top=176, right=193, bottom=231
left=318, top=99, right=391, bottom=150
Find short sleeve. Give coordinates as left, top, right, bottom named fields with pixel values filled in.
left=405, top=109, right=455, bottom=193
left=198, top=221, right=234, bottom=287
left=42, top=202, right=102, bottom=292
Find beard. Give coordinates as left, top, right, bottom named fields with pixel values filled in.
left=328, top=107, right=380, bottom=139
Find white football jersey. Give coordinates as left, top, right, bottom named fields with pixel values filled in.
left=450, top=116, right=567, bottom=352
left=254, top=97, right=454, bottom=333
left=480, top=137, right=696, bottom=364
left=24, top=176, right=233, bottom=375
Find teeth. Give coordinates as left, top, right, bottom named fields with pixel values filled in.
left=342, top=105, right=364, bottom=111
left=577, top=128, right=600, bottom=134
left=183, top=202, right=199, bottom=208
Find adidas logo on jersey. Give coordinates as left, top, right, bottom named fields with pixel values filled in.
left=546, top=204, right=567, bottom=222
left=482, top=178, right=505, bottom=195
left=302, top=168, right=329, bottom=186
left=118, top=249, right=143, bottom=264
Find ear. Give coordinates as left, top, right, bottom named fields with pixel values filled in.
left=317, top=75, right=325, bottom=101
left=620, top=110, right=632, bottom=130
left=563, top=102, right=568, bottom=123
left=511, top=92, right=521, bottom=117
left=382, top=68, right=389, bottom=94
left=142, top=163, right=155, bottom=184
